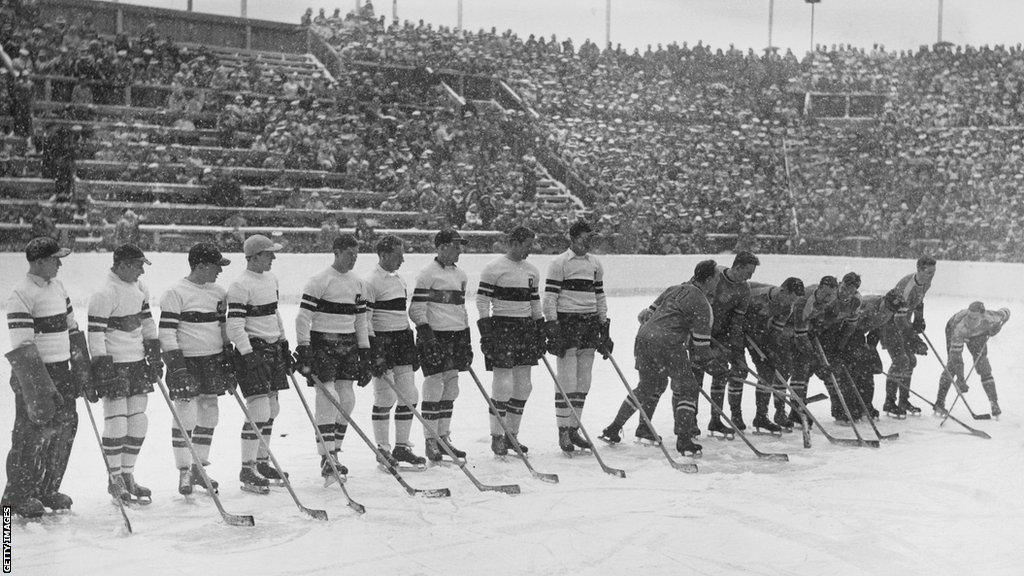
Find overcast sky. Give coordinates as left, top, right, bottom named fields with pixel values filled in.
left=116, top=0, right=1023, bottom=52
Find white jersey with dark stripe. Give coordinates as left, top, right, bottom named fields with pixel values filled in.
left=158, top=278, right=228, bottom=357
left=477, top=255, right=543, bottom=320
left=408, top=259, right=468, bottom=331
left=365, top=265, right=410, bottom=334
left=543, top=249, right=607, bottom=321
left=226, top=269, right=284, bottom=355
left=88, top=272, right=157, bottom=363
left=892, top=272, right=931, bottom=332
left=947, top=309, right=1004, bottom=354
left=295, top=266, right=370, bottom=348
left=6, top=274, right=78, bottom=363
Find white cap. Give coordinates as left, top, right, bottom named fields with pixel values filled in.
left=243, top=234, right=283, bottom=258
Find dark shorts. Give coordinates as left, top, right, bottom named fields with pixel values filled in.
left=374, top=329, right=419, bottom=371
left=634, top=333, right=691, bottom=380
left=420, top=328, right=473, bottom=377
left=108, top=360, right=155, bottom=399
left=557, top=312, right=603, bottom=351
left=235, top=338, right=289, bottom=398
left=184, top=353, right=235, bottom=397
left=485, top=317, right=543, bottom=371
left=306, top=331, right=362, bottom=385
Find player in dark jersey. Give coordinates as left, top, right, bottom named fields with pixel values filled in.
left=744, top=278, right=804, bottom=434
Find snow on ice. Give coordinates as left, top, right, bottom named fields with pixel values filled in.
left=1, top=252, right=1022, bottom=576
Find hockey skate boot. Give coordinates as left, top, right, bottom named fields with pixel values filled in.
left=932, top=402, right=948, bottom=417
left=634, top=425, right=662, bottom=446
left=122, top=473, right=151, bottom=503
left=834, top=413, right=851, bottom=427
left=676, top=437, right=703, bottom=458
left=2, top=496, right=45, bottom=519
left=425, top=438, right=444, bottom=463
left=239, top=466, right=270, bottom=495
left=773, top=407, right=793, bottom=432
left=108, top=474, right=131, bottom=503
left=992, top=401, right=1001, bottom=418
left=190, top=463, right=218, bottom=493
left=505, top=434, right=528, bottom=454
left=392, top=444, right=427, bottom=467
left=883, top=400, right=907, bottom=419
left=558, top=427, right=576, bottom=454
left=490, top=434, right=508, bottom=457
left=730, top=409, right=747, bottom=431
left=320, top=455, right=349, bottom=479
left=256, top=460, right=289, bottom=485
left=568, top=427, right=591, bottom=450
left=752, top=413, right=782, bottom=435
left=178, top=467, right=193, bottom=496
left=39, top=492, right=72, bottom=511
left=898, top=399, right=922, bottom=416
left=377, top=446, right=400, bottom=468
left=439, top=435, right=466, bottom=460
left=866, top=404, right=880, bottom=421
left=788, top=410, right=810, bottom=430
left=599, top=424, right=622, bottom=445
left=706, top=417, right=734, bottom=439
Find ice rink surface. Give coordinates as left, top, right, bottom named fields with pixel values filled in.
left=1, top=252, right=1021, bottom=576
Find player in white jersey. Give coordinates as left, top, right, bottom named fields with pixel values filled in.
left=477, top=226, right=546, bottom=456
left=158, top=244, right=234, bottom=495
left=2, top=237, right=81, bottom=518
left=226, top=235, right=291, bottom=493
left=294, top=234, right=373, bottom=479
left=86, top=244, right=161, bottom=503
left=363, top=235, right=427, bottom=468
left=543, top=221, right=614, bottom=453
left=409, top=229, right=473, bottom=463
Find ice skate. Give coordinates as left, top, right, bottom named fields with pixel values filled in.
left=991, top=402, right=1001, bottom=419
left=321, top=455, right=348, bottom=485
left=178, top=468, right=193, bottom=496
left=898, top=399, right=922, bottom=416
left=39, top=492, right=72, bottom=511
left=391, top=444, right=427, bottom=470
left=773, top=408, right=793, bottom=432
left=730, top=409, right=747, bottom=431
left=3, top=496, right=45, bottom=519
left=505, top=434, right=528, bottom=454
left=707, top=417, right=734, bottom=440
left=676, top=437, right=703, bottom=458
left=239, top=466, right=270, bottom=495
left=491, top=434, right=508, bottom=457
left=598, top=424, right=622, bottom=445
left=438, top=435, right=466, bottom=461
left=190, top=463, right=218, bottom=493
left=883, top=400, right=907, bottom=419
left=634, top=425, right=662, bottom=446
left=568, top=427, right=591, bottom=450
left=425, top=437, right=444, bottom=463
left=558, top=427, right=576, bottom=455
left=932, top=402, right=948, bottom=417
left=122, top=473, right=152, bottom=504
left=108, top=474, right=131, bottom=504
left=377, top=445, right=400, bottom=468
left=256, top=461, right=289, bottom=486
left=752, top=413, right=782, bottom=435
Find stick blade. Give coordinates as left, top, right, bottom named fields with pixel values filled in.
left=881, top=433, right=900, bottom=441
left=347, top=501, right=367, bottom=514
left=670, top=461, right=698, bottom=473
left=970, top=429, right=992, bottom=439
left=486, top=483, right=521, bottom=495
left=533, top=472, right=560, bottom=484
left=861, top=440, right=881, bottom=448
left=304, top=507, right=329, bottom=521
left=830, top=437, right=864, bottom=447
left=603, top=466, right=627, bottom=478
left=223, top=513, right=255, bottom=527
left=973, top=414, right=992, bottom=420
left=759, top=453, right=789, bottom=462
left=416, top=488, right=452, bottom=498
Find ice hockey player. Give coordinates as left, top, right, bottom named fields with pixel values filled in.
left=226, top=234, right=291, bottom=494
left=363, top=235, right=427, bottom=468
left=880, top=256, right=936, bottom=417
left=744, top=277, right=805, bottom=434
left=809, top=272, right=864, bottom=422
left=543, top=220, right=613, bottom=454
left=835, top=289, right=905, bottom=420
left=476, top=226, right=545, bottom=456
left=601, top=260, right=728, bottom=456
left=158, top=243, right=234, bottom=495
left=2, top=237, right=81, bottom=518
left=781, top=275, right=839, bottom=428
left=409, top=229, right=473, bottom=463
left=294, top=234, right=373, bottom=479
left=86, top=244, right=161, bottom=503
left=935, top=302, right=1010, bottom=417
left=692, top=251, right=759, bottom=439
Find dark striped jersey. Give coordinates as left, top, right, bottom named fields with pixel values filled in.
left=708, top=265, right=750, bottom=338
left=158, top=278, right=228, bottom=357
left=6, top=273, right=79, bottom=363
left=296, top=266, right=370, bottom=348
left=543, top=249, right=607, bottom=321
left=747, top=283, right=796, bottom=334
left=851, top=294, right=896, bottom=334
left=365, top=265, right=410, bottom=334
left=409, top=259, right=468, bottom=331
left=787, top=286, right=838, bottom=338
left=88, top=272, right=157, bottom=363
left=476, top=255, right=543, bottom=320
left=639, top=283, right=713, bottom=350
left=226, top=269, right=285, bottom=354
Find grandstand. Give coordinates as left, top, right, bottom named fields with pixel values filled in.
left=2, top=0, right=1022, bottom=261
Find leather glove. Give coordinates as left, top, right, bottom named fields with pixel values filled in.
left=143, top=339, right=163, bottom=382
left=87, top=355, right=118, bottom=403
left=293, top=345, right=314, bottom=376
left=278, top=340, right=295, bottom=375
left=368, top=337, right=389, bottom=377
left=356, top=348, right=373, bottom=387
left=477, top=317, right=495, bottom=360
left=163, top=349, right=198, bottom=400
left=910, top=334, right=928, bottom=356
left=544, top=320, right=565, bottom=357
left=241, top=351, right=272, bottom=387
left=596, top=319, right=614, bottom=359
left=693, top=345, right=730, bottom=377
left=988, top=308, right=1010, bottom=337
left=912, top=317, right=926, bottom=334
left=416, top=324, right=444, bottom=366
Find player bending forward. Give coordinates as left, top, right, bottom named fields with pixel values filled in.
left=935, top=302, right=1010, bottom=417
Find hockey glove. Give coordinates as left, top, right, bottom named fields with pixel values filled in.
left=293, top=345, right=314, bottom=376
left=912, top=317, right=926, bottom=334
left=415, top=324, right=445, bottom=367
left=278, top=340, right=295, bottom=375
left=86, top=356, right=118, bottom=403
left=241, top=351, right=273, bottom=388
left=988, top=308, right=1010, bottom=337
left=477, top=317, right=496, bottom=361
left=143, top=339, right=163, bottom=382
left=596, top=319, right=614, bottom=359
left=356, top=348, right=374, bottom=387
left=693, top=345, right=730, bottom=378
left=533, top=319, right=548, bottom=360
left=163, top=349, right=198, bottom=400
left=910, top=334, right=928, bottom=356
left=544, top=320, right=566, bottom=357
left=368, top=337, right=389, bottom=377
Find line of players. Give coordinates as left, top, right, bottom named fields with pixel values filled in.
left=2, top=226, right=1010, bottom=517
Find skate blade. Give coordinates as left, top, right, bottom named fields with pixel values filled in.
left=885, top=412, right=907, bottom=420
left=561, top=450, right=577, bottom=459
left=681, top=450, right=703, bottom=458
left=752, top=428, right=782, bottom=436
left=634, top=438, right=662, bottom=447
left=708, top=431, right=735, bottom=440
left=597, top=435, right=621, bottom=445
left=240, top=485, right=270, bottom=495
left=265, top=479, right=288, bottom=486
left=322, top=474, right=347, bottom=487
left=126, top=496, right=152, bottom=505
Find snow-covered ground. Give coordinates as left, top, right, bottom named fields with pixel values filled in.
left=2, top=252, right=1022, bottom=576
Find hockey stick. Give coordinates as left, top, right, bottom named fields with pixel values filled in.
left=878, top=368, right=990, bottom=439
left=541, top=356, right=627, bottom=478
left=374, top=374, right=521, bottom=495
left=811, top=337, right=876, bottom=448
left=837, top=365, right=899, bottom=441
left=740, top=336, right=811, bottom=448
left=82, top=400, right=133, bottom=534
left=466, top=366, right=559, bottom=483
left=921, top=332, right=991, bottom=420
left=228, top=389, right=327, bottom=520
left=154, top=378, right=254, bottom=526
left=694, top=386, right=789, bottom=462
left=295, top=374, right=449, bottom=500
left=940, top=343, right=985, bottom=427
left=604, top=354, right=698, bottom=473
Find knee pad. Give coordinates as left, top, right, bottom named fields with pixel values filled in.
left=577, top=350, right=595, bottom=393
left=373, top=376, right=398, bottom=407
left=103, top=397, right=129, bottom=436
left=126, top=393, right=148, bottom=417
left=247, top=394, right=272, bottom=422
left=512, top=366, right=533, bottom=399
left=394, top=368, right=418, bottom=405
left=336, top=381, right=356, bottom=415
left=197, top=395, right=219, bottom=427
left=173, top=398, right=198, bottom=430
left=492, top=368, right=515, bottom=400
left=442, top=370, right=459, bottom=401
left=421, top=374, right=444, bottom=403
left=268, top=392, right=281, bottom=420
